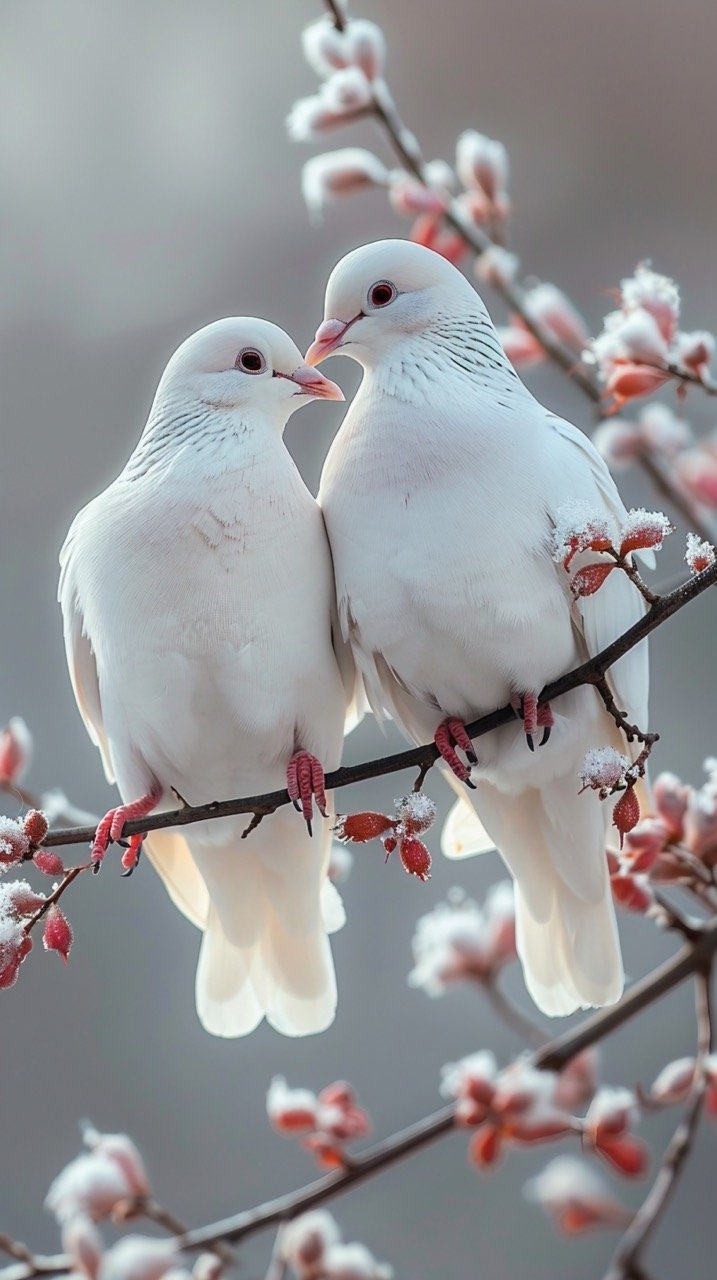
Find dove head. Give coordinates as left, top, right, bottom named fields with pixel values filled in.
left=157, top=318, right=343, bottom=426
left=306, top=239, right=493, bottom=371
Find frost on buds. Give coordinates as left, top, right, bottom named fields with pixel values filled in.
left=685, top=532, right=716, bottom=574
left=551, top=500, right=612, bottom=570
left=408, top=882, right=516, bottom=996
left=618, top=508, right=673, bottom=556
left=0, top=911, right=31, bottom=989
left=579, top=748, right=630, bottom=799
left=281, top=1211, right=393, bottom=1280
left=524, top=1156, right=630, bottom=1234
left=0, top=716, right=33, bottom=785
left=287, top=69, right=372, bottom=143
left=647, top=1057, right=696, bottom=1106
left=0, top=815, right=31, bottom=869
left=302, top=149, right=388, bottom=217
left=442, top=1053, right=573, bottom=1168
left=81, top=1122, right=151, bottom=1199
left=583, top=1087, right=648, bottom=1177
left=46, top=1154, right=134, bottom=1224
left=334, top=792, right=436, bottom=882
left=301, top=17, right=386, bottom=82
left=387, top=175, right=446, bottom=218
left=267, top=1077, right=371, bottom=1168
left=455, top=130, right=510, bottom=212
left=523, top=283, right=589, bottom=353
left=474, top=245, right=519, bottom=290
left=43, top=904, right=73, bottom=963
left=100, top=1236, right=179, bottom=1280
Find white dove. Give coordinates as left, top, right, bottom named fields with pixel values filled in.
left=307, top=239, right=650, bottom=1016
left=59, top=317, right=355, bottom=1038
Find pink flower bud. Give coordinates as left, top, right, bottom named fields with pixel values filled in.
left=592, top=419, right=642, bottom=470
left=613, top=309, right=670, bottom=365
left=652, top=771, right=690, bottom=840
left=81, top=1123, right=151, bottom=1198
left=409, top=213, right=467, bottom=265
left=1, top=879, right=46, bottom=916
left=611, top=872, right=653, bottom=913
left=43, top=905, right=73, bottom=963
left=675, top=329, right=715, bottom=381
left=322, top=68, right=372, bottom=114
left=23, top=808, right=49, bottom=845
left=281, top=1210, right=341, bottom=1274
left=266, top=1076, right=318, bottom=1134
left=649, top=1057, right=695, bottom=1105
left=455, top=130, right=509, bottom=203
left=0, top=816, right=30, bottom=868
left=0, top=922, right=31, bottom=989
left=585, top=1087, right=637, bottom=1142
left=606, top=362, right=671, bottom=406
left=676, top=445, right=717, bottom=507
left=455, top=187, right=491, bottom=226
left=302, top=149, right=388, bottom=217
left=474, top=245, right=520, bottom=290
left=469, top=1123, right=503, bottom=1168
left=571, top=563, right=616, bottom=598
left=523, top=284, right=590, bottom=352
left=524, top=1156, right=630, bottom=1234
left=388, top=176, right=446, bottom=217
left=496, top=324, right=544, bottom=368
left=334, top=811, right=396, bottom=843
left=613, top=789, right=641, bottom=847
left=441, top=1051, right=497, bottom=1106
left=623, top=818, right=668, bottom=873
left=99, top=1235, right=179, bottom=1280
left=286, top=96, right=352, bottom=143
left=594, top=1133, right=649, bottom=1178
left=685, top=532, right=716, bottom=575
left=302, top=1132, right=347, bottom=1169
left=554, top=1049, right=599, bottom=1112
left=33, top=848, right=66, bottom=876
left=621, top=265, right=680, bottom=344
left=399, top=834, right=431, bottom=881
left=302, top=18, right=351, bottom=77
left=345, top=18, right=386, bottom=81
left=618, top=508, right=673, bottom=556
left=0, top=717, right=33, bottom=785
left=638, top=403, right=692, bottom=455
left=62, top=1214, right=104, bottom=1280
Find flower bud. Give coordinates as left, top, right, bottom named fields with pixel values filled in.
left=302, top=18, right=351, bottom=77
left=524, top=1155, right=630, bottom=1234
left=621, top=265, right=680, bottom=343
left=579, top=747, right=629, bottom=798
left=618, top=508, right=673, bottom=556
left=591, top=419, right=641, bottom=469
left=322, top=67, right=372, bottom=114
left=23, top=808, right=49, bottom=845
left=399, top=835, right=431, bottom=881
left=395, top=792, right=437, bottom=835
left=33, top=848, right=66, bottom=876
left=81, top=1123, right=151, bottom=1198
left=455, top=130, right=509, bottom=203
left=469, top=1123, right=503, bottom=1168
left=281, top=1209, right=341, bottom=1274
left=605, top=362, right=671, bottom=406
left=0, top=816, right=31, bottom=868
left=409, top=213, right=467, bottom=265
left=62, top=1213, right=104, bottom=1280
left=685, top=532, right=716, bottom=575
left=0, top=717, right=33, bottom=785
left=43, top=904, right=73, bottom=962
left=345, top=18, right=386, bottom=81
left=388, top=176, right=446, bottom=217
left=675, top=329, right=715, bottom=380
left=611, top=873, right=653, bottom=913
left=302, top=149, right=388, bottom=217
left=334, top=811, right=396, bottom=843
left=677, top=445, right=717, bottom=507
left=652, top=771, right=690, bottom=840
left=523, top=283, right=590, bottom=352
left=613, top=788, right=641, bottom=846
left=474, top=246, right=519, bottom=290
left=571, top=563, right=616, bottom=598
left=649, top=1057, right=695, bottom=1105
left=266, top=1076, right=317, bottom=1134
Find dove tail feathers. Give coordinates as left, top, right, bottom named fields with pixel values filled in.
left=465, top=767, right=624, bottom=1017
left=182, top=821, right=338, bottom=1038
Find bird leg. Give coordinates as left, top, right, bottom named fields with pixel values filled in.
left=434, top=718, right=477, bottom=786
left=512, top=692, right=554, bottom=751
left=286, top=751, right=328, bottom=836
left=91, top=783, right=162, bottom=864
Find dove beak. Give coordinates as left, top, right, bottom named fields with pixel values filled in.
left=305, top=316, right=360, bottom=366
left=285, top=364, right=345, bottom=401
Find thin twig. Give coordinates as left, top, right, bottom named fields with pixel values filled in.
left=31, top=561, right=717, bottom=855
left=483, top=978, right=547, bottom=1049
left=604, top=965, right=714, bottom=1280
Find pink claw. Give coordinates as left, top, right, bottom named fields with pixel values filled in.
left=434, top=718, right=477, bottom=786
left=91, top=785, right=162, bottom=864
left=286, top=751, right=328, bottom=835
left=512, top=694, right=554, bottom=751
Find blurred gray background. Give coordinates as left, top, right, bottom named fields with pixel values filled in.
left=2, top=1, right=716, bottom=1276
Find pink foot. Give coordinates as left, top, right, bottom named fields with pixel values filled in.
left=120, top=833, right=145, bottom=876
left=434, top=718, right=477, bottom=786
left=91, top=784, right=162, bottom=864
left=512, top=693, right=554, bottom=751
left=286, top=751, right=327, bottom=836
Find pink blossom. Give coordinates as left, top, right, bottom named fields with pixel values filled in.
left=81, top=1123, right=151, bottom=1199
left=676, top=443, right=717, bottom=507
left=611, top=871, right=654, bottom=914
left=0, top=815, right=31, bottom=869
left=649, top=1057, right=696, bottom=1105
left=99, top=1236, right=179, bottom=1280
left=266, top=1076, right=318, bottom=1134
left=524, top=1156, right=630, bottom=1234
left=685, top=532, right=716, bottom=575
left=302, top=149, right=388, bottom=216
left=0, top=912, right=31, bottom=989
left=583, top=1087, right=648, bottom=1177
left=652, top=771, right=690, bottom=840
left=344, top=19, right=387, bottom=81
left=579, top=748, right=630, bottom=798
left=620, top=264, right=680, bottom=343
left=523, top=283, right=589, bottom=352
left=301, top=17, right=386, bottom=82
left=387, top=175, right=446, bottom=217
left=605, top=362, right=671, bottom=406
left=322, top=68, right=373, bottom=114
left=440, top=1050, right=498, bottom=1125
left=314, top=1081, right=372, bottom=1142
left=45, top=1152, right=135, bottom=1223
left=281, top=1210, right=341, bottom=1276
left=33, top=847, right=66, bottom=876
left=551, top=498, right=613, bottom=569
left=455, top=130, right=509, bottom=205
left=592, top=419, right=641, bottom=470
left=674, top=329, right=715, bottom=382
left=302, top=18, right=352, bottom=76
left=408, top=882, right=516, bottom=996
left=638, top=403, right=692, bottom=456
left=287, top=69, right=372, bottom=142
left=474, top=245, right=519, bottom=290
left=0, top=716, right=33, bottom=785
left=496, top=324, right=544, bottom=367
left=622, top=818, right=669, bottom=873
left=62, top=1214, right=104, bottom=1280
left=554, top=1049, right=599, bottom=1112
left=0, top=878, right=45, bottom=916
left=408, top=212, right=467, bottom=265
left=618, top=507, right=673, bottom=556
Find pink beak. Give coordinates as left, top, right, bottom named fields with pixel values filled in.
left=285, top=364, right=344, bottom=401
left=305, top=318, right=354, bottom=367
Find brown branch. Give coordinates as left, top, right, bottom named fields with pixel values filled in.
left=321, top=0, right=717, bottom=546
left=604, top=965, right=714, bottom=1280
left=5, top=922, right=717, bottom=1280
left=28, top=559, right=716, bottom=854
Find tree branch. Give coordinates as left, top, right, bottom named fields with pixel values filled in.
left=30, top=559, right=717, bottom=853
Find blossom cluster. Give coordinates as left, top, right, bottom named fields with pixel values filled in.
left=595, top=402, right=717, bottom=519
left=611, top=762, right=717, bottom=895
left=267, top=1076, right=372, bottom=1168
left=281, top=1210, right=393, bottom=1280
left=440, top=1049, right=649, bottom=1178
left=408, top=882, right=516, bottom=996
left=587, top=264, right=715, bottom=406
left=334, top=791, right=438, bottom=881
left=551, top=499, right=673, bottom=599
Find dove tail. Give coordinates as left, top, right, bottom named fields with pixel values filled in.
left=463, top=760, right=624, bottom=1017
left=167, top=816, right=338, bottom=1038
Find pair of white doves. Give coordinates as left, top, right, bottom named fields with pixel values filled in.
left=59, top=240, right=649, bottom=1038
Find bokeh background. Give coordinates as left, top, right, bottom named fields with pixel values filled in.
left=2, top=1, right=717, bottom=1276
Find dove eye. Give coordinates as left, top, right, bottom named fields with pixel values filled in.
left=368, top=280, right=397, bottom=308
left=235, top=348, right=267, bottom=374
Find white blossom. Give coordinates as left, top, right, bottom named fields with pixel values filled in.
left=455, top=130, right=509, bottom=202
left=302, top=149, right=388, bottom=217
left=62, top=1215, right=104, bottom=1280
left=409, top=883, right=515, bottom=995
left=620, top=264, right=680, bottom=341
left=322, top=68, right=372, bottom=114
left=45, top=1153, right=134, bottom=1224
